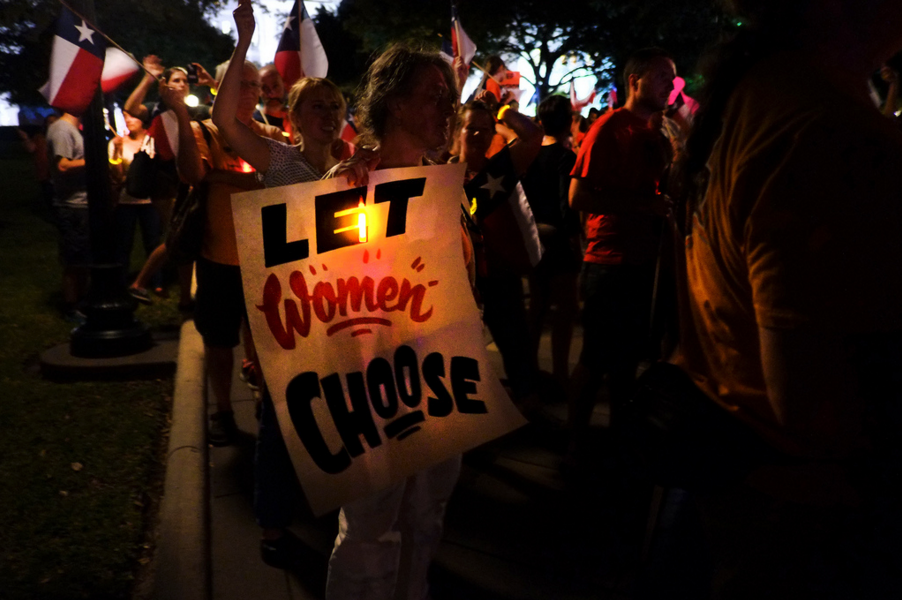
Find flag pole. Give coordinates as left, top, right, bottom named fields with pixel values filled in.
left=57, top=0, right=160, bottom=80
left=452, top=2, right=465, bottom=63
left=434, top=47, right=501, bottom=86
left=450, top=1, right=497, bottom=81
left=451, top=0, right=461, bottom=57
left=61, top=0, right=153, bottom=358
left=470, top=61, right=504, bottom=85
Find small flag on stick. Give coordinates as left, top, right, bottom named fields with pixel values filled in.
left=451, top=3, right=476, bottom=65
left=101, top=47, right=140, bottom=93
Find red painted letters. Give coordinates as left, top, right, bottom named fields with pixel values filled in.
left=257, top=267, right=436, bottom=348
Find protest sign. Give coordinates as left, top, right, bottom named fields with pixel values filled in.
left=232, top=163, right=526, bottom=515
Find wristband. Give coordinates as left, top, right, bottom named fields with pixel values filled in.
left=109, top=157, right=123, bottom=165
left=497, top=104, right=511, bottom=121
left=209, top=86, right=218, bottom=96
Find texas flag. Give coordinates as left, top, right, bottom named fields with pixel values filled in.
left=451, top=4, right=476, bottom=65
left=146, top=104, right=179, bottom=162
left=340, top=116, right=357, bottom=144
left=40, top=7, right=105, bottom=116
left=465, top=148, right=543, bottom=274
left=101, top=47, right=140, bottom=93
left=274, top=0, right=328, bottom=88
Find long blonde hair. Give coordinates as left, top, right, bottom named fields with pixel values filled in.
left=286, top=77, right=346, bottom=145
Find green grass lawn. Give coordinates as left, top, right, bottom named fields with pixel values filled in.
left=0, top=152, right=181, bottom=599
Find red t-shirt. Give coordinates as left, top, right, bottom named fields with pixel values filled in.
left=570, top=108, right=668, bottom=265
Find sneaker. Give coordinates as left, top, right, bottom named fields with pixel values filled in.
left=260, top=529, right=305, bottom=570
left=209, top=411, right=238, bottom=446
left=128, top=286, right=152, bottom=305
left=239, top=359, right=261, bottom=391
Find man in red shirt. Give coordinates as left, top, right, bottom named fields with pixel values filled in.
left=566, top=48, right=674, bottom=462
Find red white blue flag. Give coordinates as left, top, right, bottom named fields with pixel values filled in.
left=39, top=7, right=105, bottom=116
left=101, top=47, right=140, bottom=93
left=274, top=0, right=328, bottom=89
left=451, top=4, right=476, bottom=65
left=465, top=148, right=543, bottom=273
left=146, top=104, right=179, bottom=162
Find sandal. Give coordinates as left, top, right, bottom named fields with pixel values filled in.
left=128, top=287, right=152, bottom=305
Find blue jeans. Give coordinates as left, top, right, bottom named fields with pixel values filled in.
left=114, top=202, right=162, bottom=288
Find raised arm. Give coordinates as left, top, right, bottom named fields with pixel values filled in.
left=496, top=105, right=542, bottom=175
left=124, top=55, right=164, bottom=121
left=211, top=0, right=272, bottom=172
left=453, top=56, right=470, bottom=99
left=192, top=62, right=217, bottom=92
left=160, top=83, right=206, bottom=185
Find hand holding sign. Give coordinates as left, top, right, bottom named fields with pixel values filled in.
left=334, top=146, right=381, bottom=187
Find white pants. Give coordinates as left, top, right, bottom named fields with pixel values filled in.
left=325, top=456, right=462, bottom=600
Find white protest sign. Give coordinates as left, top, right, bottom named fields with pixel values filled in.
left=233, top=163, right=526, bottom=516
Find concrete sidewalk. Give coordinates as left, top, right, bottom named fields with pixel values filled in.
left=155, top=319, right=643, bottom=600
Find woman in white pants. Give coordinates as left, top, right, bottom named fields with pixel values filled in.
left=326, top=44, right=462, bottom=600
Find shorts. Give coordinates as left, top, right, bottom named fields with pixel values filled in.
left=55, top=204, right=91, bottom=266
left=194, top=257, right=247, bottom=348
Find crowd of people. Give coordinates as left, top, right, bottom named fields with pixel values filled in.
left=23, top=0, right=902, bottom=596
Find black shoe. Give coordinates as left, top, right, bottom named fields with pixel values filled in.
left=261, top=529, right=304, bottom=570
left=209, top=411, right=238, bottom=446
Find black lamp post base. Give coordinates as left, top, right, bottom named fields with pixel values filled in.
left=70, top=264, right=153, bottom=358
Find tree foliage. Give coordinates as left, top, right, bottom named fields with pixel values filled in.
left=312, top=2, right=370, bottom=100
left=582, top=0, right=727, bottom=98
left=490, top=0, right=598, bottom=98
left=323, top=0, right=726, bottom=105
left=0, top=0, right=235, bottom=106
